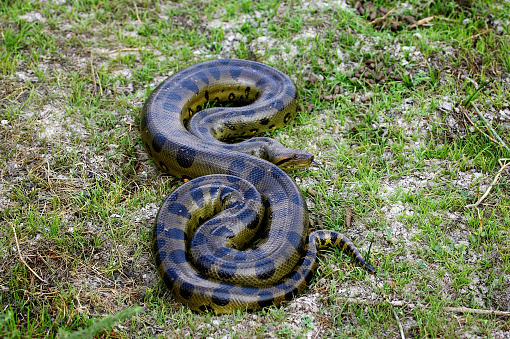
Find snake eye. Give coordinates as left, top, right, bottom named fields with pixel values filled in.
left=293, top=154, right=299, bottom=159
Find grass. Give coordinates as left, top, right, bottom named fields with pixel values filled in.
left=1, top=0, right=510, bottom=338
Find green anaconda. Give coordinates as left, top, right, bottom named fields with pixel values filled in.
left=141, top=59, right=375, bottom=313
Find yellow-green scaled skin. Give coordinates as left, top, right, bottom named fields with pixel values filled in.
left=141, top=59, right=375, bottom=314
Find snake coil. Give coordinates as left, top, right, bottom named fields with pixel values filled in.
left=141, top=59, right=375, bottom=313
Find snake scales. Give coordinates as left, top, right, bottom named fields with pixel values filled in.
left=141, top=59, right=375, bottom=313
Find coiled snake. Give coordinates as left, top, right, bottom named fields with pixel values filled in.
left=141, top=59, right=375, bottom=313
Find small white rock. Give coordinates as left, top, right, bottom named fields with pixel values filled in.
left=19, top=11, right=45, bottom=22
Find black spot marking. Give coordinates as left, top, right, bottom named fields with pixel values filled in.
left=284, top=112, right=292, bottom=123
left=271, top=191, right=287, bottom=204
left=244, top=187, right=259, bottom=201
left=268, top=124, right=275, bottom=130
left=250, top=128, right=258, bottom=134
left=217, top=262, right=237, bottom=280
left=304, top=269, right=314, bottom=284
left=195, top=104, right=202, bottom=112
left=301, top=258, right=311, bottom=268
left=290, top=193, right=304, bottom=207
left=287, top=271, right=301, bottom=281
left=229, top=66, right=242, bottom=80
left=237, top=209, right=259, bottom=230
left=196, top=71, right=210, bottom=85
left=329, top=232, right=338, bottom=245
left=169, top=249, right=187, bottom=264
left=162, top=273, right=173, bottom=290
left=152, top=133, right=166, bottom=153
left=226, top=201, right=244, bottom=210
left=241, top=286, right=257, bottom=295
left=263, top=91, right=275, bottom=100
left=159, top=161, right=169, bottom=172
left=224, top=120, right=236, bottom=131
left=241, top=109, right=256, bottom=117
left=188, top=107, right=194, bottom=116
left=179, top=282, right=194, bottom=300
left=227, top=159, right=246, bottom=176
left=214, top=247, right=232, bottom=258
left=245, top=86, right=251, bottom=96
left=204, top=90, right=209, bottom=101
left=209, top=184, right=220, bottom=199
left=167, top=267, right=179, bottom=281
left=190, top=188, right=204, bottom=207
left=255, top=258, right=275, bottom=280
left=181, top=79, right=199, bottom=94
left=212, top=287, right=231, bottom=306
left=228, top=92, right=235, bottom=101
left=315, top=230, right=325, bottom=239
left=176, top=145, right=197, bottom=168
left=219, top=187, right=235, bottom=200
left=196, top=255, right=215, bottom=272
left=198, top=305, right=213, bottom=313
left=162, top=102, right=180, bottom=112
left=209, top=66, right=220, bottom=80
left=285, top=287, right=299, bottom=301
left=234, top=251, right=247, bottom=262
left=165, top=228, right=186, bottom=240
left=167, top=192, right=179, bottom=203
left=163, top=268, right=179, bottom=289
left=165, top=92, right=182, bottom=102
left=260, top=117, right=270, bottom=125
left=167, top=203, right=191, bottom=219
left=204, top=217, right=221, bottom=226
left=155, top=222, right=165, bottom=235
left=191, top=233, right=207, bottom=247
left=286, top=231, right=303, bottom=250
left=218, top=282, right=235, bottom=290
left=247, top=167, right=265, bottom=185
left=257, top=290, right=274, bottom=308
left=228, top=183, right=241, bottom=191
left=226, top=176, right=241, bottom=183
left=210, top=226, right=235, bottom=238
left=285, top=84, right=297, bottom=98
left=196, top=127, right=207, bottom=136
left=270, top=166, right=286, bottom=179
left=255, top=77, right=268, bottom=87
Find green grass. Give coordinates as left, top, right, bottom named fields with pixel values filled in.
left=1, top=0, right=510, bottom=338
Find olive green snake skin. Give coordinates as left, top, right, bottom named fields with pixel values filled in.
left=141, top=59, right=375, bottom=313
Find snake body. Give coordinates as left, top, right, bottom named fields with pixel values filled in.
left=141, top=59, right=375, bottom=313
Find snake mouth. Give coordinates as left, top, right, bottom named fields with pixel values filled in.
left=274, top=153, right=314, bottom=170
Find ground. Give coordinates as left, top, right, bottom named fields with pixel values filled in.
left=0, top=0, right=509, bottom=338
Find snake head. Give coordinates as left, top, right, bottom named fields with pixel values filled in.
left=269, top=148, right=314, bottom=171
